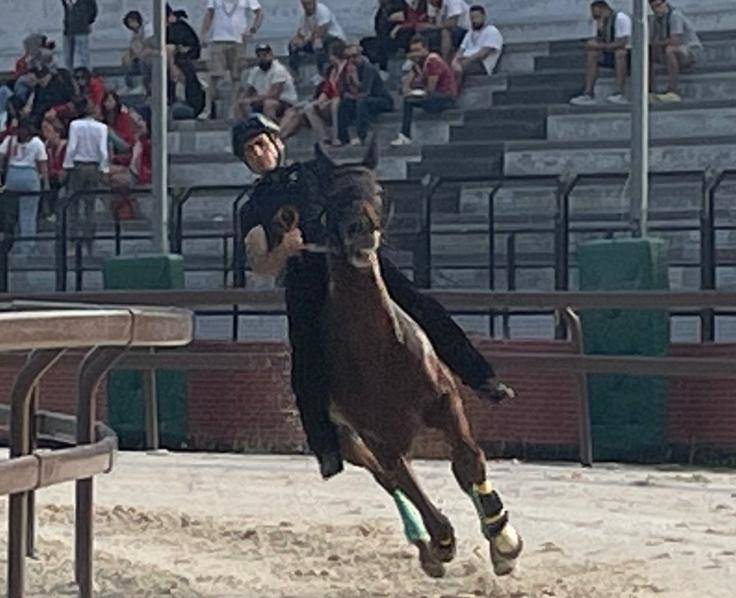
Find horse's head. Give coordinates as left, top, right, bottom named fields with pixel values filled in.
left=315, top=139, right=384, bottom=269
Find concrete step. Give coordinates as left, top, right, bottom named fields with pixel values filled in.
left=493, top=86, right=581, bottom=106
left=548, top=105, right=736, bottom=142
left=504, top=135, right=736, bottom=176
left=450, top=120, right=546, bottom=142
left=597, top=71, right=736, bottom=102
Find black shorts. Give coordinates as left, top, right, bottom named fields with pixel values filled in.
left=426, top=26, right=467, bottom=52
left=599, top=49, right=631, bottom=69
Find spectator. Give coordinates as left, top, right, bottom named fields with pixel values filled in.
left=336, top=45, right=393, bottom=146
left=166, top=5, right=202, bottom=87
left=30, top=67, right=75, bottom=129
left=569, top=1, right=631, bottom=106
left=649, top=0, right=703, bottom=103
left=40, top=118, right=67, bottom=222
left=101, top=91, right=137, bottom=162
left=426, top=0, right=470, bottom=62
left=122, top=10, right=154, bottom=93
left=391, top=35, right=457, bottom=146
left=14, top=34, right=56, bottom=79
left=108, top=109, right=151, bottom=220
left=2, top=96, right=28, bottom=142
left=200, top=0, right=264, bottom=119
left=360, top=0, right=405, bottom=76
left=60, top=0, right=98, bottom=70
left=387, top=0, right=432, bottom=61
left=0, top=118, right=49, bottom=254
left=289, top=0, right=347, bottom=81
left=73, top=67, right=107, bottom=110
left=451, top=4, right=503, bottom=85
left=63, top=98, right=109, bottom=252
left=236, top=43, right=298, bottom=121
left=0, top=81, right=12, bottom=129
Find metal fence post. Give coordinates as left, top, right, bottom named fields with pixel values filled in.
left=700, top=168, right=723, bottom=342
left=488, top=182, right=503, bottom=337
left=563, top=308, right=593, bottom=467
left=554, top=174, right=576, bottom=339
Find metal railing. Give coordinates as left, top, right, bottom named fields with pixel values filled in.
left=0, top=302, right=193, bottom=598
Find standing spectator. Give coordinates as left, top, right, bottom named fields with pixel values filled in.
left=40, top=118, right=67, bottom=222
left=570, top=1, right=631, bottom=106
left=60, top=0, right=98, bottom=70
left=391, top=35, right=457, bottom=146
left=426, top=0, right=470, bottom=62
left=73, top=67, right=107, bottom=110
left=336, top=45, right=394, bottom=146
left=122, top=10, right=154, bottom=93
left=200, top=0, right=264, bottom=119
left=649, top=0, right=703, bottom=103
left=288, top=0, right=347, bottom=81
left=360, top=0, right=405, bottom=77
left=101, top=91, right=137, bottom=163
left=0, top=118, right=49, bottom=254
left=236, top=43, right=298, bottom=121
left=63, top=98, right=109, bottom=252
left=451, top=4, right=503, bottom=85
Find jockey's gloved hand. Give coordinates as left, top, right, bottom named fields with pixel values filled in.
left=475, top=381, right=516, bottom=404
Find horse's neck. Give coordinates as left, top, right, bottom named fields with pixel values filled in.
left=327, top=254, right=400, bottom=337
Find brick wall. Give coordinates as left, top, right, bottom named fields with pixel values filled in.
left=2, top=341, right=734, bottom=462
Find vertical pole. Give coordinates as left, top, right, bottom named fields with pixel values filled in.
left=152, top=0, right=169, bottom=253
left=143, top=350, right=160, bottom=450
left=630, top=0, right=649, bottom=236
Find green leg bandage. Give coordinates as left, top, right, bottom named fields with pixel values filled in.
left=392, top=490, right=430, bottom=544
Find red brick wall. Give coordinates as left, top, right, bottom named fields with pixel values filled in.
left=2, top=341, right=734, bottom=460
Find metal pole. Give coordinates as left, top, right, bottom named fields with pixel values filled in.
left=630, top=0, right=649, bottom=236
left=152, top=0, right=169, bottom=253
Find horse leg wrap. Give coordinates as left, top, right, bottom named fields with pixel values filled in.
left=471, top=482, right=509, bottom=540
left=393, top=490, right=430, bottom=544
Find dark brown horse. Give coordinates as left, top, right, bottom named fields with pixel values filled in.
left=312, top=141, right=524, bottom=579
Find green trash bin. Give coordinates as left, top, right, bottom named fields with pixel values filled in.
left=578, top=238, right=670, bottom=462
left=104, top=254, right=188, bottom=449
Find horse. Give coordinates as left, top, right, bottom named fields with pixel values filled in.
left=311, top=140, right=524, bottom=579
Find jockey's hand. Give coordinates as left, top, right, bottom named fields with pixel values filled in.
left=279, top=228, right=305, bottom=256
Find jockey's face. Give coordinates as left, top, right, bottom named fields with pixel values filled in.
left=243, top=133, right=283, bottom=175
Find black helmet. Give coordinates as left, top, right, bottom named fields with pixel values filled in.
left=231, top=114, right=281, bottom=161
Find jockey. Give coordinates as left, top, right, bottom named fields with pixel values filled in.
left=232, top=114, right=515, bottom=480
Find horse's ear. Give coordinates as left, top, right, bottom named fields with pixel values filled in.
left=314, top=142, right=337, bottom=169
left=362, top=135, right=379, bottom=170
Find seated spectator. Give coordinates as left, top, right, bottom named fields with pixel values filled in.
left=30, top=67, right=75, bottom=129
left=200, top=0, right=264, bottom=119
left=570, top=1, right=631, bottom=106
left=63, top=97, right=110, bottom=252
left=391, top=35, right=457, bottom=146
left=14, top=34, right=56, bottom=79
left=236, top=43, right=298, bottom=121
left=101, top=91, right=137, bottom=162
left=40, top=118, right=67, bottom=222
left=360, top=0, right=406, bottom=76
left=166, top=5, right=202, bottom=88
left=451, top=4, right=503, bottom=85
left=122, top=10, right=154, bottom=93
left=280, top=40, right=348, bottom=144
left=426, top=0, right=470, bottom=62
left=0, top=117, right=49, bottom=254
left=336, top=45, right=394, bottom=146
left=289, top=0, right=347, bottom=81
left=73, top=67, right=107, bottom=110
left=649, top=0, right=703, bottom=103
left=388, top=0, right=432, bottom=61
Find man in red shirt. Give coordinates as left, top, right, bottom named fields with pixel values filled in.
left=391, top=35, right=457, bottom=145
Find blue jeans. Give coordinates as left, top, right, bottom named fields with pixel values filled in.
left=64, top=34, right=91, bottom=70
left=401, top=93, right=455, bottom=138
left=5, top=166, right=40, bottom=253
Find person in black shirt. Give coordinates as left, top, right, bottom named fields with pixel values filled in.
left=233, top=115, right=515, bottom=480
left=166, top=5, right=205, bottom=119
left=336, top=45, right=394, bottom=146
left=30, top=67, right=75, bottom=129
left=360, top=0, right=406, bottom=74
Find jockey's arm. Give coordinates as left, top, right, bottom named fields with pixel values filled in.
left=245, top=225, right=304, bottom=277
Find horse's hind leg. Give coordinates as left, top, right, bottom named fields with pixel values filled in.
left=427, top=392, right=524, bottom=576
left=338, top=430, right=446, bottom=578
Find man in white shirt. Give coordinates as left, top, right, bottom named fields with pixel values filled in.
left=451, top=5, right=503, bottom=85
left=289, top=0, right=346, bottom=80
left=200, top=0, right=264, bottom=119
left=426, top=0, right=470, bottom=62
left=570, top=0, right=632, bottom=106
left=63, top=98, right=110, bottom=253
left=236, top=43, right=298, bottom=121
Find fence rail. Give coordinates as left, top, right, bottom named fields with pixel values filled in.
left=0, top=303, right=193, bottom=598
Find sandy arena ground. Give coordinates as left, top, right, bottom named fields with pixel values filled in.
left=0, top=451, right=734, bottom=597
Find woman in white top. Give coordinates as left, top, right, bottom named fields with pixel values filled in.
left=0, top=118, right=49, bottom=253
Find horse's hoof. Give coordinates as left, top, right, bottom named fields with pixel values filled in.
left=415, top=540, right=446, bottom=578
left=431, top=534, right=457, bottom=563
left=489, top=531, right=524, bottom=577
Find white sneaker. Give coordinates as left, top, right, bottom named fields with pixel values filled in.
left=350, top=138, right=362, bottom=146
left=379, top=70, right=390, bottom=82
left=569, top=94, right=596, bottom=106
left=656, top=91, right=682, bottom=103
left=606, top=93, right=629, bottom=105
left=390, top=133, right=413, bottom=146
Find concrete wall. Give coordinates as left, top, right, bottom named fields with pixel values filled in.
left=2, top=0, right=735, bottom=70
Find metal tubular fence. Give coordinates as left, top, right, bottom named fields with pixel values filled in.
left=0, top=303, right=193, bottom=598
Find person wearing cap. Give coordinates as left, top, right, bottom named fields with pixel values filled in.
left=200, top=0, right=263, bottom=119
left=232, top=114, right=516, bottom=480
left=236, top=43, right=298, bottom=121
